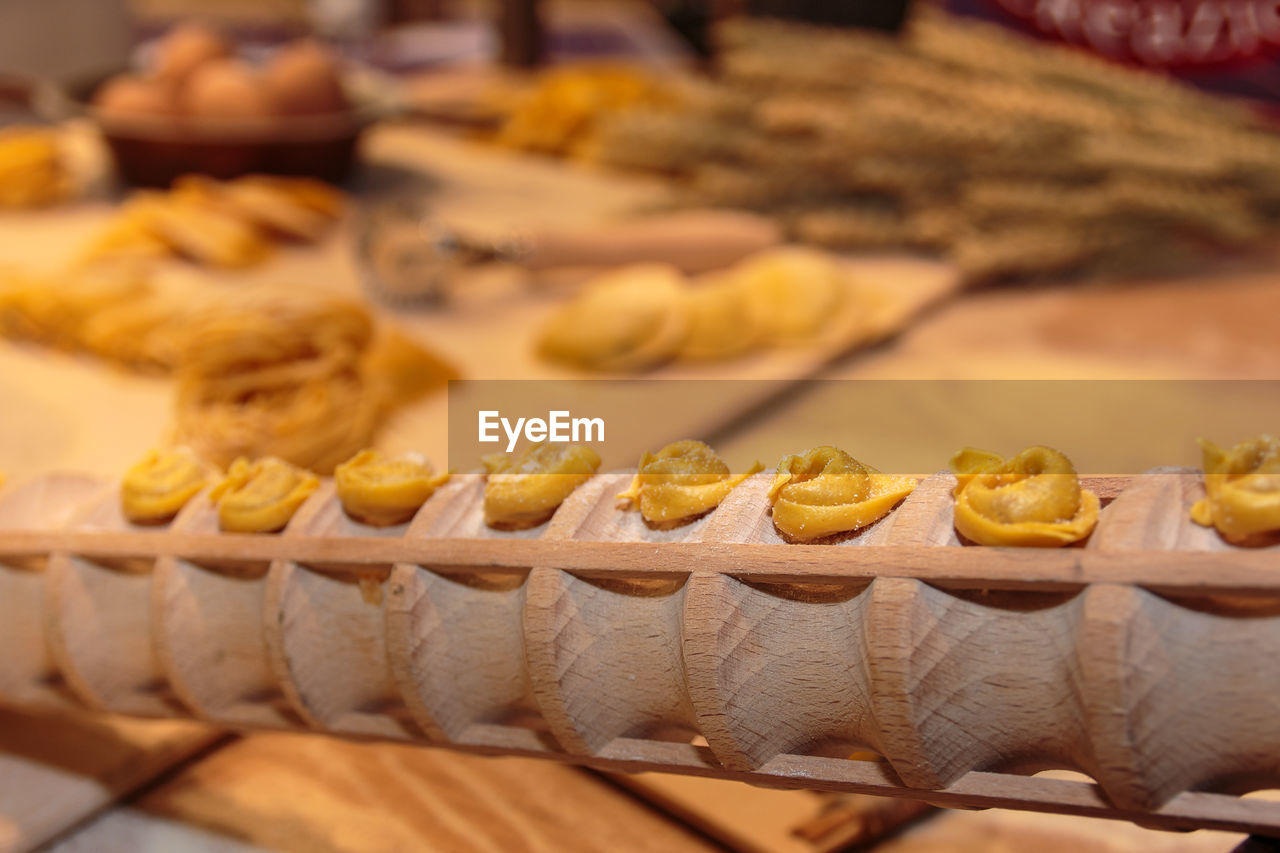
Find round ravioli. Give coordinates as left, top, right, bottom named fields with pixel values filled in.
left=735, top=247, right=847, bottom=344
left=538, top=264, right=690, bottom=372
left=678, top=273, right=760, bottom=361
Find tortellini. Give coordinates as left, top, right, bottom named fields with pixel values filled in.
left=210, top=456, right=319, bottom=533
left=483, top=443, right=602, bottom=529
left=617, top=440, right=761, bottom=527
left=121, top=447, right=214, bottom=525
left=768, top=446, right=915, bottom=542
left=335, top=450, right=450, bottom=527
left=1190, top=435, right=1280, bottom=543
left=537, top=264, right=690, bottom=372
left=950, top=445, right=1099, bottom=547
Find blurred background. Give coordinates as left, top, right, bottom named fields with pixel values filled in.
left=1, top=0, right=1279, bottom=851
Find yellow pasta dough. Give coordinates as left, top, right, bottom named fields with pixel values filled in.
left=210, top=456, right=319, bottom=533
left=0, top=127, right=70, bottom=208
left=76, top=215, right=172, bottom=264
left=678, top=274, right=760, bottom=361
left=173, top=175, right=337, bottom=242
left=176, top=289, right=374, bottom=377
left=79, top=289, right=194, bottom=371
left=0, top=268, right=455, bottom=474
left=617, top=440, right=761, bottom=527
left=496, top=64, right=680, bottom=158
left=734, top=247, right=846, bottom=343
left=120, top=447, right=214, bottom=525
left=538, top=264, right=690, bottom=372
left=335, top=450, right=451, bottom=527
left=80, top=175, right=341, bottom=269
left=483, top=443, right=602, bottom=529
left=360, top=326, right=459, bottom=405
left=950, top=445, right=1099, bottom=547
left=172, top=289, right=455, bottom=475
left=0, top=265, right=154, bottom=351
left=116, top=192, right=273, bottom=269
left=768, top=446, right=915, bottom=542
left=1190, top=435, right=1280, bottom=542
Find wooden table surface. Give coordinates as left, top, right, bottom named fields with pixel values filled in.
left=14, top=260, right=1276, bottom=853
left=3, top=120, right=1279, bottom=852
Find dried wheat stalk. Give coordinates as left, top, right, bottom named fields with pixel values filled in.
left=584, top=8, right=1280, bottom=283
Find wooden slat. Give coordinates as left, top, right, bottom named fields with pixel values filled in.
left=0, top=707, right=222, bottom=853
left=46, top=809, right=266, bottom=853
left=2, top=530, right=1278, bottom=595
left=128, top=732, right=719, bottom=853
left=612, top=773, right=931, bottom=853
left=22, top=711, right=1274, bottom=840
left=211, top=735, right=1280, bottom=838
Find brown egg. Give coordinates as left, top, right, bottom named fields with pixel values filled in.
left=93, top=73, right=179, bottom=119
left=154, top=22, right=232, bottom=82
left=265, top=39, right=349, bottom=115
left=182, top=59, right=277, bottom=123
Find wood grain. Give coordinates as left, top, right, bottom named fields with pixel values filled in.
left=613, top=772, right=933, bottom=853
left=152, top=488, right=295, bottom=730
left=3, top=467, right=1280, bottom=835
left=0, top=707, right=220, bottom=853
left=45, top=486, right=185, bottom=717
left=263, top=482, right=423, bottom=740
left=131, top=732, right=719, bottom=853
left=0, top=474, right=109, bottom=711
left=526, top=473, right=703, bottom=755
left=386, top=474, right=550, bottom=750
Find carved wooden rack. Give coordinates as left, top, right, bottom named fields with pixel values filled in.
left=1, top=468, right=1279, bottom=836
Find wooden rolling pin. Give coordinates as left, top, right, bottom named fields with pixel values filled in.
left=1, top=468, right=1279, bottom=836
left=358, top=208, right=783, bottom=303
left=514, top=210, right=783, bottom=273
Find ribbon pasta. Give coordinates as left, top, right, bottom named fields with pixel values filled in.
left=0, top=269, right=456, bottom=474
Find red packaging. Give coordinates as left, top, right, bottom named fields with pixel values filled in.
left=947, top=0, right=1280, bottom=103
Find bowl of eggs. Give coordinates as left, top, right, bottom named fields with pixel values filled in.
left=58, top=23, right=394, bottom=186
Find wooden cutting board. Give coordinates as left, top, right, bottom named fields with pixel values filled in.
left=0, top=123, right=958, bottom=485
left=0, top=706, right=220, bottom=852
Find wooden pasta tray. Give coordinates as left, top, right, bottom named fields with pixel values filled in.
left=0, top=468, right=1278, bottom=837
